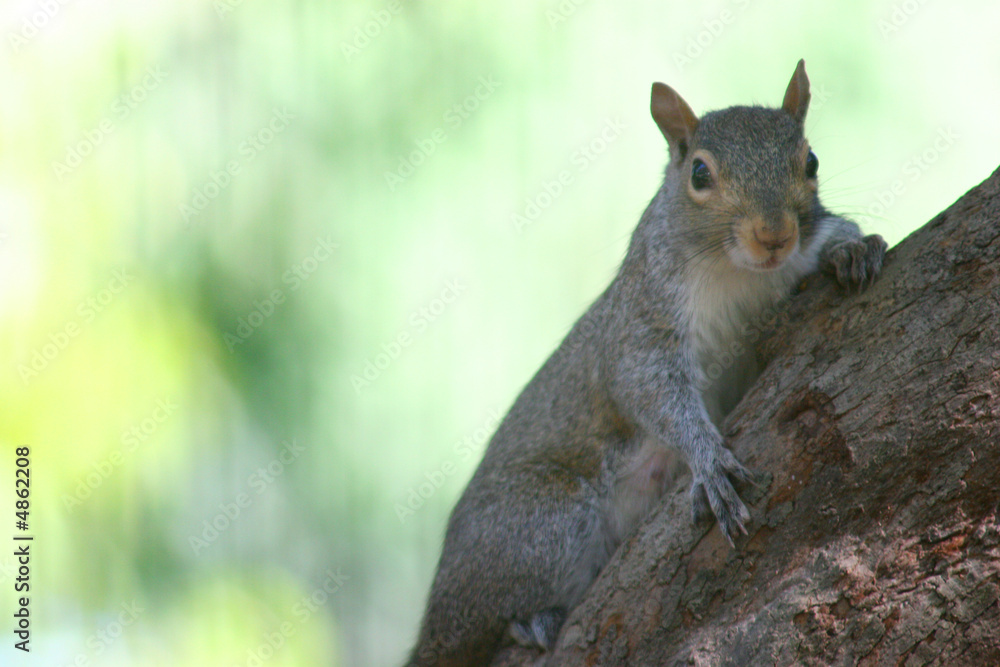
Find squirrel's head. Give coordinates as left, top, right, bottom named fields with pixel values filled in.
left=650, top=59, right=822, bottom=272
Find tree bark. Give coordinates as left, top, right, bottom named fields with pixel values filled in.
left=494, top=166, right=1000, bottom=666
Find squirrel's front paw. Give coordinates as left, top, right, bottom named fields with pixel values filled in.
left=828, top=234, right=887, bottom=290
left=689, top=447, right=757, bottom=546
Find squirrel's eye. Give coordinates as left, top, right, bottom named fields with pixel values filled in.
left=691, top=158, right=712, bottom=190
left=805, top=150, right=819, bottom=179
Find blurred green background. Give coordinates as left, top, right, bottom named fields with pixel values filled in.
left=1, top=0, right=998, bottom=665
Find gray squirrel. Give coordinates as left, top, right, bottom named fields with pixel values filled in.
left=407, top=60, right=887, bottom=666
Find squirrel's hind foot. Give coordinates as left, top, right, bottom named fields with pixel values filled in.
left=510, top=607, right=567, bottom=651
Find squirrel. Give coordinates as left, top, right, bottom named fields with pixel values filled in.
left=406, top=60, right=887, bottom=666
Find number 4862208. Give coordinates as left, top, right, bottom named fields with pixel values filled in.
left=15, top=446, right=29, bottom=524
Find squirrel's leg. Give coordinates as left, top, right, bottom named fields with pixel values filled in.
left=608, top=335, right=758, bottom=544
left=609, top=437, right=684, bottom=541
left=816, top=214, right=888, bottom=289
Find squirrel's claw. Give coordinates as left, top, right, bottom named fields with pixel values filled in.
left=830, top=234, right=887, bottom=291
left=690, top=448, right=756, bottom=546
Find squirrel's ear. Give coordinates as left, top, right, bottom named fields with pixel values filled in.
left=782, top=59, right=810, bottom=124
left=651, top=82, right=699, bottom=159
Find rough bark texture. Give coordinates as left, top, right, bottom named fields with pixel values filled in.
left=494, top=166, right=1000, bottom=667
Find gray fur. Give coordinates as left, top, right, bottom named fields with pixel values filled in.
left=406, top=62, right=885, bottom=666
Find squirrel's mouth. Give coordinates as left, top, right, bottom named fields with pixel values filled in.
left=732, top=251, right=789, bottom=273
left=757, top=255, right=783, bottom=270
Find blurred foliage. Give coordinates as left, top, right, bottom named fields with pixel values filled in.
left=0, top=0, right=998, bottom=665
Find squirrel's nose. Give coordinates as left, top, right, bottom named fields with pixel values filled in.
left=754, top=229, right=792, bottom=252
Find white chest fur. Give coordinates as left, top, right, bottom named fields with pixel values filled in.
left=683, top=249, right=817, bottom=423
